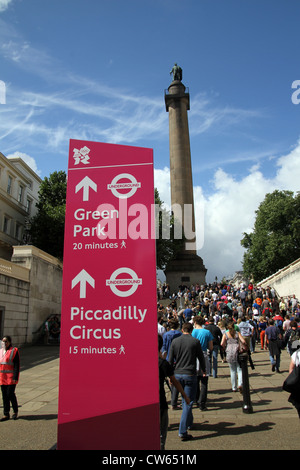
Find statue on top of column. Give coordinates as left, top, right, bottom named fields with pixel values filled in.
left=170, top=63, right=182, bottom=82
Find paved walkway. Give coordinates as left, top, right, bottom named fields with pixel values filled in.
left=0, top=344, right=59, bottom=451
left=0, top=344, right=299, bottom=450
left=166, top=347, right=300, bottom=451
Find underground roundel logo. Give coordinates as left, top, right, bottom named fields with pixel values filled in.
left=106, top=267, right=142, bottom=297
left=107, top=173, right=141, bottom=199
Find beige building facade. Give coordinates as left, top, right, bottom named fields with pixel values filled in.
left=0, top=152, right=41, bottom=260
left=0, top=152, right=63, bottom=346
left=0, top=245, right=62, bottom=345
left=257, top=257, right=300, bottom=300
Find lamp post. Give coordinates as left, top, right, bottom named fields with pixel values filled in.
left=239, top=352, right=253, bottom=414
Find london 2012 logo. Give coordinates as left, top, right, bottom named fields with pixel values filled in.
left=73, top=146, right=91, bottom=165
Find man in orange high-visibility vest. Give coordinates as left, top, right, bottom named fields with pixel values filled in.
left=0, top=336, right=20, bottom=421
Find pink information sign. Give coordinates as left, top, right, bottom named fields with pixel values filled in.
left=57, top=140, right=160, bottom=450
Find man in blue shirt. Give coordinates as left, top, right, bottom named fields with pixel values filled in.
left=162, top=319, right=182, bottom=361
left=238, top=316, right=254, bottom=349
left=192, top=316, right=213, bottom=410
left=162, top=319, right=183, bottom=410
left=183, top=307, right=193, bottom=322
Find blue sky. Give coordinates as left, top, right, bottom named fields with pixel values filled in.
left=1, top=0, right=300, bottom=282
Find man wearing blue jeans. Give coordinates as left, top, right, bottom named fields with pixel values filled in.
left=168, top=322, right=206, bottom=441
left=205, top=316, right=222, bottom=378
left=265, top=319, right=282, bottom=373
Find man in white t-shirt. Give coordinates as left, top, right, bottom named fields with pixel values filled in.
left=291, top=295, right=298, bottom=313
left=158, top=313, right=166, bottom=337
left=252, top=307, right=260, bottom=322
left=283, top=315, right=291, bottom=332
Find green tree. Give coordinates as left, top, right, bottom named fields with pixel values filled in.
left=155, top=188, right=184, bottom=269
left=241, top=190, right=300, bottom=282
left=30, top=171, right=67, bottom=260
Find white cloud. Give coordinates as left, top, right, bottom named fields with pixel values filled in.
left=0, top=18, right=63, bottom=83
left=6, top=151, right=41, bottom=176
left=0, top=0, right=13, bottom=13
left=274, top=140, right=300, bottom=191
left=17, top=87, right=167, bottom=145
left=154, top=167, right=172, bottom=207
left=189, top=92, right=264, bottom=137
left=0, top=81, right=169, bottom=161
left=154, top=139, right=300, bottom=283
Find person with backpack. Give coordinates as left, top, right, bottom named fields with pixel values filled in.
left=284, top=320, right=300, bottom=356
left=262, top=306, right=272, bottom=318
left=220, top=322, right=247, bottom=393
left=273, top=313, right=284, bottom=333
left=265, top=319, right=283, bottom=373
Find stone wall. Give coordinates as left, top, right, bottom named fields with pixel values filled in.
left=0, top=245, right=63, bottom=345
left=257, top=257, right=300, bottom=299
left=0, top=259, right=30, bottom=344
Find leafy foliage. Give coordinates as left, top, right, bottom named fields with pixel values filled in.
left=155, top=188, right=184, bottom=269
left=30, top=171, right=67, bottom=260
left=241, top=190, right=300, bottom=282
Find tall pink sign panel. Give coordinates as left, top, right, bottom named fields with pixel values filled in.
left=57, top=140, right=160, bottom=450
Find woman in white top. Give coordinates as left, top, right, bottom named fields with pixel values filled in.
left=290, top=348, right=300, bottom=371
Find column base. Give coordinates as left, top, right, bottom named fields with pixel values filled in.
left=164, top=253, right=207, bottom=294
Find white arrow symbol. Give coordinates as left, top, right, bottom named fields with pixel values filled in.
left=71, top=269, right=95, bottom=298
left=75, top=176, right=97, bottom=201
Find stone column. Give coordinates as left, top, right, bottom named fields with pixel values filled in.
left=165, top=80, right=196, bottom=253
left=164, top=75, right=207, bottom=293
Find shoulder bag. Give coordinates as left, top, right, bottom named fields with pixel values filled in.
left=282, top=365, right=300, bottom=394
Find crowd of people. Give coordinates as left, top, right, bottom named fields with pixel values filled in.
left=1, top=280, right=299, bottom=449
left=158, top=281, right=300, bottom=448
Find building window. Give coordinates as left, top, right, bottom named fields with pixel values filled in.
left=26, top=198, right=32, bottom=214
left=3, top=216, right=10, bottom=234
left=18, top=185, right=24, bottom=203
left=15, top=223, right=22, bottom=240
left=7, top=175, right=12, bottom=195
